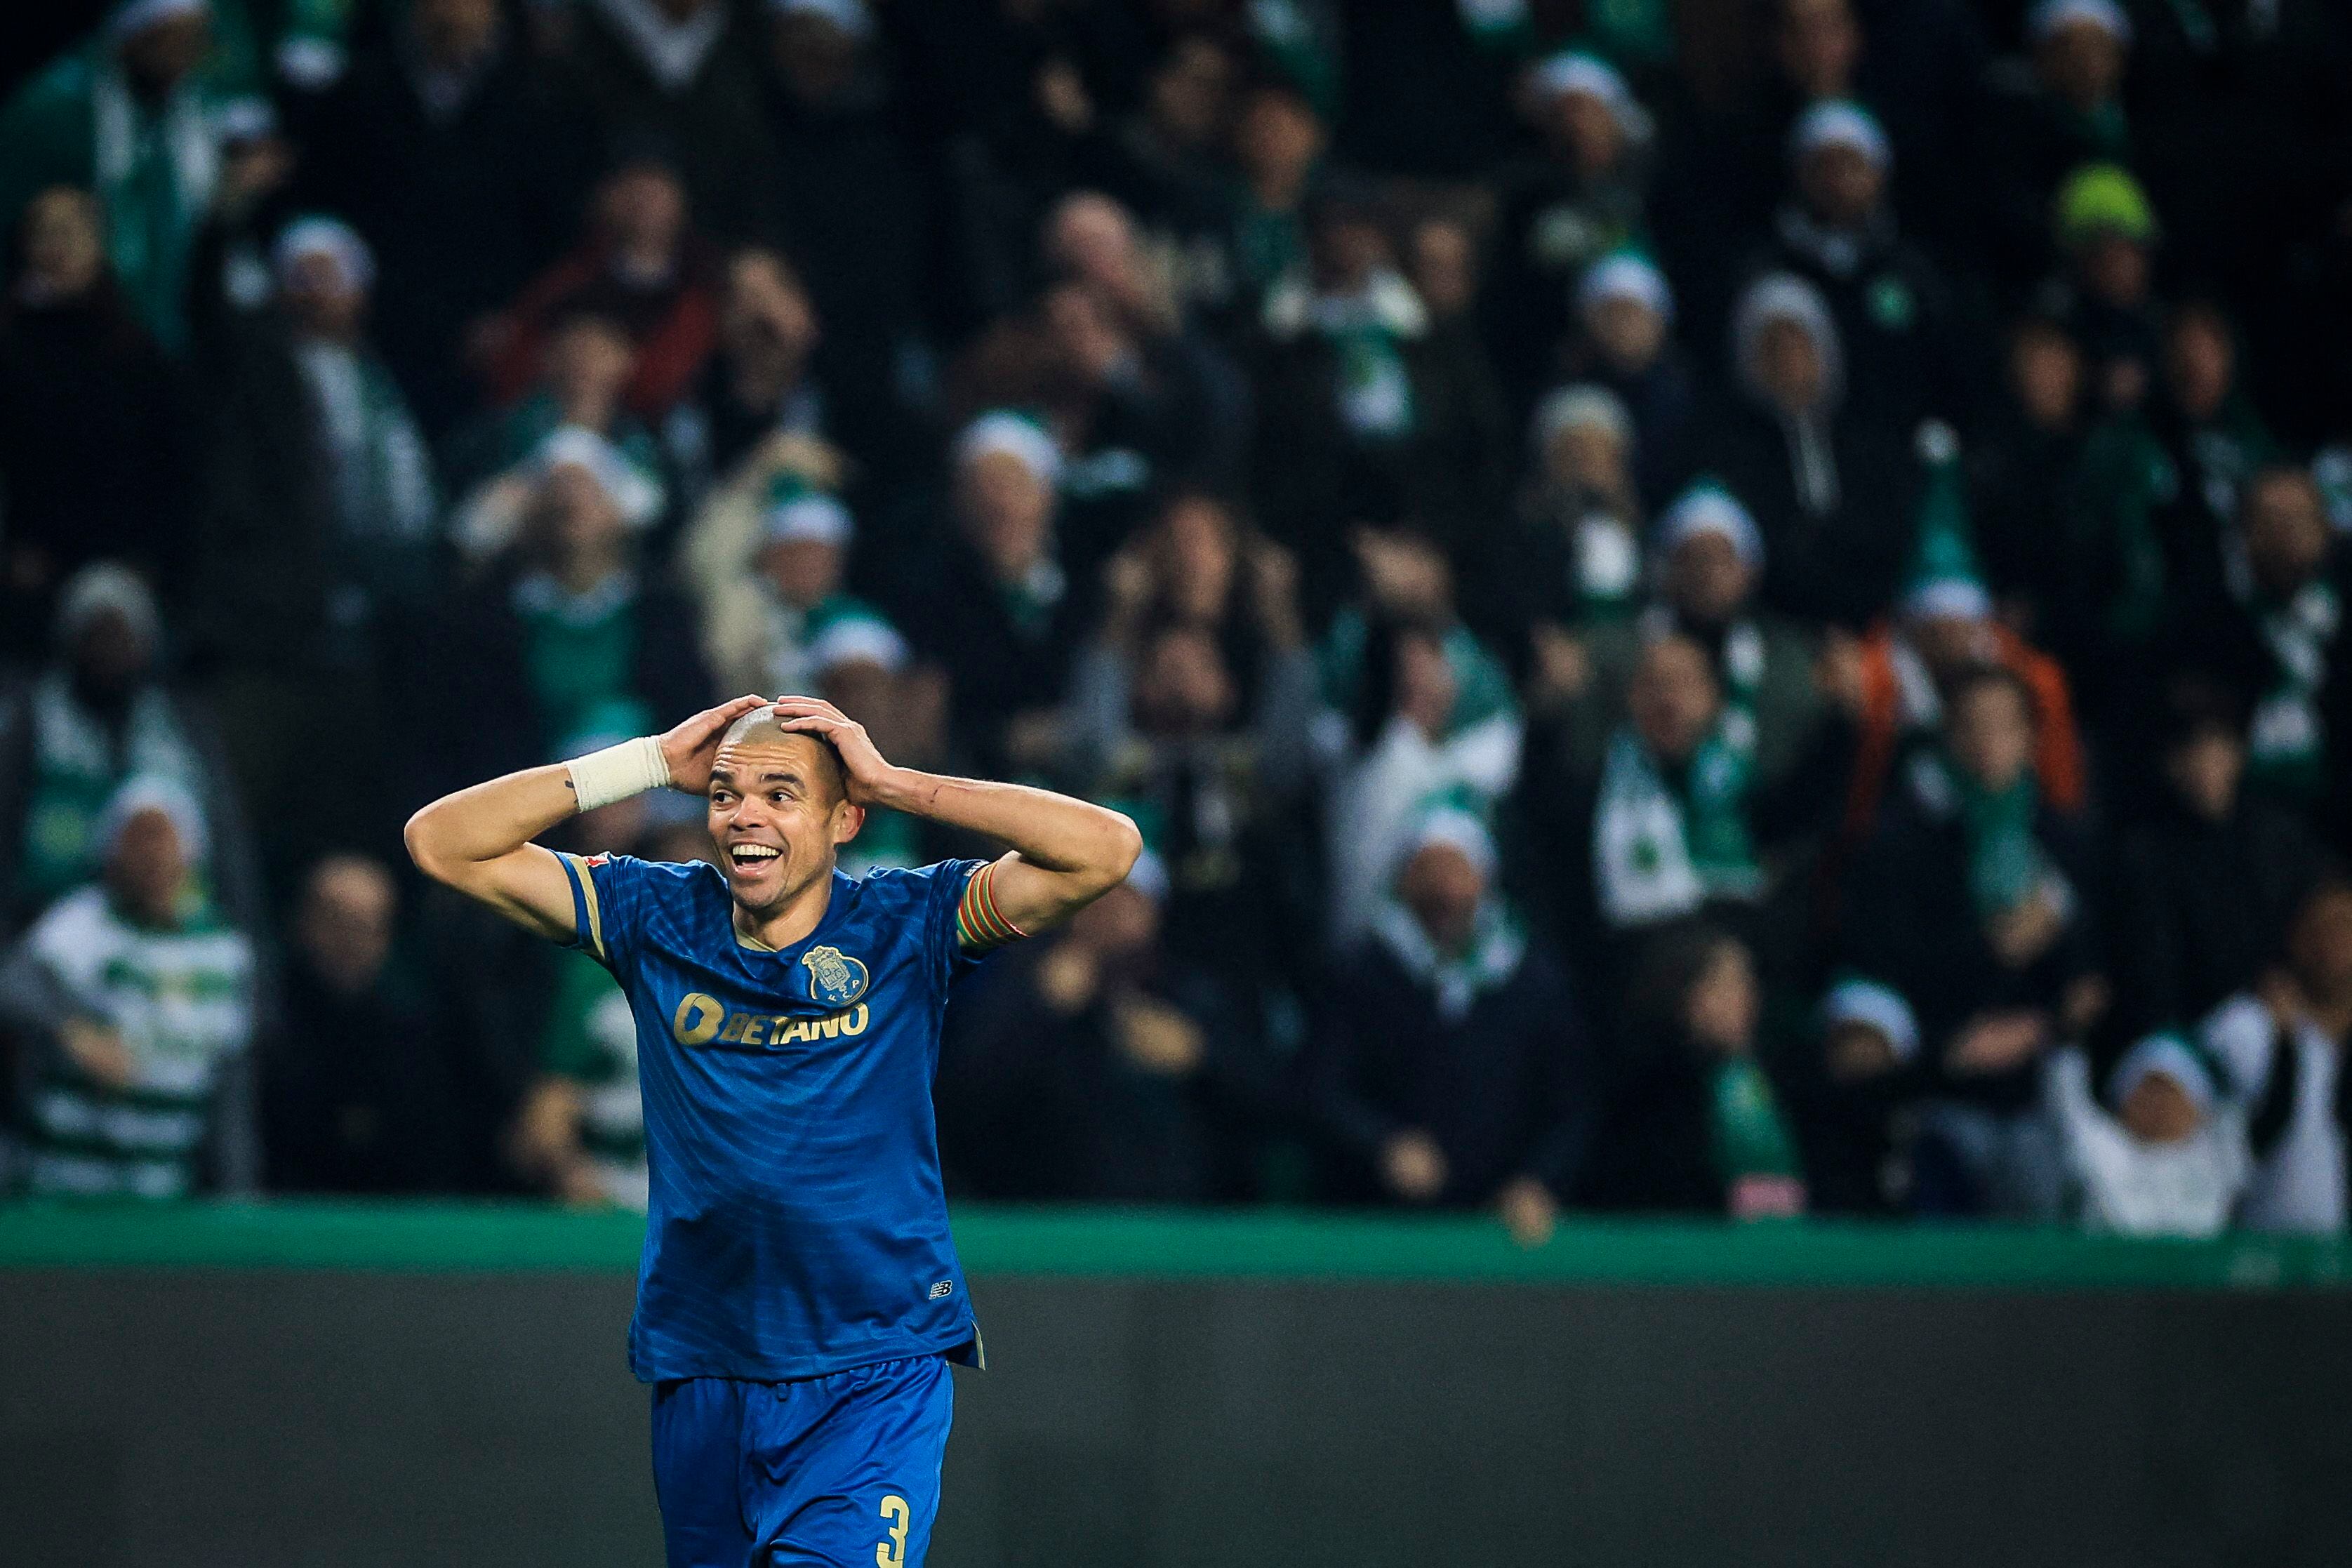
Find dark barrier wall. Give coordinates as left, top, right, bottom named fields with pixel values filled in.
left=5, top=1205, right=2351, bottom=1568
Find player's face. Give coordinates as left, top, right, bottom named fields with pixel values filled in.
left=706, top=736, right=860, bottom=912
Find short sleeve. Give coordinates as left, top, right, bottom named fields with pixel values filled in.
left=918, top=857, right=997, bottom=990
left=554, top=852, right=661, bottom=973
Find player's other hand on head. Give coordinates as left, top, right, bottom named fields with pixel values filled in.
left=1381, top=1129, right=1449, bottom=1204
left=771, top=695, right=897, bottom=805
left=660, top=695, right=772, bottom=794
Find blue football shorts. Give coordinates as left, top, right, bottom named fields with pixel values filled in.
left=650, top=1354, right=954, bottom=1567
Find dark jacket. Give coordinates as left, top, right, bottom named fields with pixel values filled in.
left=260, top=955, right=467, bottom=1194
left=1303, top=926, right=1590, bottom=1207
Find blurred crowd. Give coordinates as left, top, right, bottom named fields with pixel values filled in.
left=2, top=0, right=2351, bottom=1240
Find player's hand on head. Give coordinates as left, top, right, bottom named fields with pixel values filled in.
left=660, top=695, right=771, bottom=795
left=771, top=696, right=896, bottom=805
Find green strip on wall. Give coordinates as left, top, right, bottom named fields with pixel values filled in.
left=0, top=1202, right=2346, bottom=1291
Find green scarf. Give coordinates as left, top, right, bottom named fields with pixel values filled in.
left=1948, top=761, right=2048, bottom=922
left=2243, top=579, right=2338, bottom=797
left=1593, top=723, right=1760, bottom=929
left=19, top=673, right=207, bottom=905
left=1370, top=897, right=1526, bottom=1023
left=1709, top=1057, right=1800, bottom=1184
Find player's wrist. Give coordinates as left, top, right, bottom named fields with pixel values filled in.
left=861, top=764, right=930, bottom=813
left=566, top=736, right=672, bottom=812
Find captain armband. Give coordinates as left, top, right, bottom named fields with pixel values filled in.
left=955, top=863, right=1030, bottom=952
left=566, top=736, right=672, bottom=812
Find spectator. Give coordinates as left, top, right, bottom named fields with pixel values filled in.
left=1225, top=76, right=1324, bottom=317
left=1249, top=182, right=1508, bottom=591
left=1483, top=51, right=1654, bottom=407
left=907, top=411, right=1082, bottom=780
left=1968, top=316, right=2092, bottom=653
left=1303, top=809, right=1590, bottom=1242
left=1067, top=499, right=1318, bottom=991
left=449, top=307, right=665, bottom=563
left=1842, top=499, right=2087, bottom=842
left=486, top=154, right=720, bottom=423
left=2198, top=880, right=2352, bottom=1235
left=421, top=426, right=710, bottom=792
left=680, top=246, right=828, bottom=491
left=2184, top=465, right=2347, bottom=818
left=1984, top=0, right=2141, bottom=292
left=0, top=186, right=191, bottom=657
left=2108, top=679, right=2330, bottom=1042
left=0, top=564, right=258, bottom=939
left=695, top=477, right=875, bottom=699
left=2046, top=1030, right=2247, bottom=1236
left=1801, top=975, right=1931, bottom=1214
left=1487, top=384, right=1647, bottom=644
left=1525, top=483, right=1852, bottom=803
left=2040, top=162, right=2160, bottom=417
left=1748, top=100, right=1961, bottom=435
left=2068, top=300, right=2278, bottom=709
left=0, top=776, right=257, bottom=1197
left=1578, top=920, right=1806, bottom=1217
left=266, top=217, right=439, bottom=609
left=0, top=0, right=226, bottom=348
left=549, top=0, right=782, bottom=243
left=1701, top=271, right=1922, bottom=627
left=759, top=0, right=923, bottom=450
left=1544, top=631, right=1829, bottom=951
left=1839, top=666, right=2106, bottom=1216
left=939, top=851, right=1258, bottom=1202
left=1553, top=250, right=1694, bottom=510
left=298, top=0, right=587, bottom=433
left=809, top=613, right=954, bottom=877
left=1320, top=528, right=1522, bottom=948
left=1081, top=32, right=1239, bottom=302
left=260, top=853, right=464, bottom=1193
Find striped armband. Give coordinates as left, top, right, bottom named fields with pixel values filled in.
left=955, top=863, right=1029, bottom=952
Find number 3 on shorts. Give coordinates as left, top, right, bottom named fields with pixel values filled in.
left=875, top=1494, right=911, bottom=1568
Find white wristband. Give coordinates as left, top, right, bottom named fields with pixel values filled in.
left=567, top=736, right=672, bottom=811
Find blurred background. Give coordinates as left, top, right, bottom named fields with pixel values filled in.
left=0, top=0, right=2350, bottom=1561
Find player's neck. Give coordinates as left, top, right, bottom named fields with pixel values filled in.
left=731, top=866, right=836, bottom=952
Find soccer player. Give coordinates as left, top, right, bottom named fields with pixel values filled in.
left=405, top=693, right=1141, bottom=1567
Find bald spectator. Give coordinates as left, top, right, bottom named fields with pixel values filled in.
left=261, top=854, right=463, bottom=1193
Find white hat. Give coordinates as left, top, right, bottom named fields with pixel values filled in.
left=272, top=215, right=375, bottom=296
left=1732, top=271, right=1844, bottom=408
left=100, top=774, right=210, bottom=865
left=1528, top=51, right=1652, bottom=142
left=2030, top=0, right=2132, bottom=46
left=955, top=411, right=1062, bottom=486
left=1902, top=578, right=1994, bottom=623
left=2108, top=1032, right=2218, bottom=1117
left=535, top=425, right=663, bottom=528
left=806, top=614, right=908, bottom=676
left=108, top=0, right=208, bottom=44
left=769, top=0, right=873, bottom=36
left=1823, top=977, right=1919, bottom=1063
left=1577, top=251, right=1674, bottom=323
left=1789, top=100, right=1891, bottom=171
left=763, top=491, right=854, bottom=548
left=55, top=562, right=161, bottom=653
left=1654, top=483, right=1763, bottom=572
left=1530, top=383, right=1632, bottom=453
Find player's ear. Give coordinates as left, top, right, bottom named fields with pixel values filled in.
left=828, top=799, right=865, bottom=846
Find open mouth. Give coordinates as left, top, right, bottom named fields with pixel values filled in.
left=727, top=843, right=782, bottom=872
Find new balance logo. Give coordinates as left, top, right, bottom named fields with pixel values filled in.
left=929, top=1280, right=954, bottom=1300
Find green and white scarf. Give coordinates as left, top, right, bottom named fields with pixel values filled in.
left=18, top=672, right=206, bottom=906
left=1593, top=723, right=1760, bottom=929
left=1911, top=751, right=2066, bottom=924
left=1637, top=609, right=1767, bottom=754
left=2245, top=580, right=2338, bottom=795
left=1266, top=270, right=1426, bottom=441
left=1370, top=896, right=1526, bottom=1023
left=91, top=63, right=220, bottom=351
left=1710, top=1056, right=1800, bottom=1185
left=540, top=950, right=646, bottom=1211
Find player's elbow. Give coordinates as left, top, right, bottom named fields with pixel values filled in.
left=1091, top=809, right=1145, bottom=893
left=403, top=802, right=458, bottom=886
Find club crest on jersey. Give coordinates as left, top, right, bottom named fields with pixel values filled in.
left=800, top=945, right=869, bottom=1007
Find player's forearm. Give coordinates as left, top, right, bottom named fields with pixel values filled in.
left=404, top=764, right=580, bottom=882
left=873, top=769, right=1141, bottom=888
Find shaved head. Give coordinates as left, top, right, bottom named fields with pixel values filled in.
left=715, top=710, right=847, bottom=802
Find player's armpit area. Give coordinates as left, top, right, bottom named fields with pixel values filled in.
left=955, top=862, right=1029, bottom=953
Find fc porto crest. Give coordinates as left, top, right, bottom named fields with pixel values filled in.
left=800, top=945, right=870, bottom=1007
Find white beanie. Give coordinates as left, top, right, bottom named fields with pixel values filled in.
left=1654, top=484, right=1764, bottom=572
left=2030, top=0, right=2132, bottom=46
left=1789, top=100, right=1891, bottom=172
left=2108, top=1032, right=2218, bottom=1117
left=55, top=562, right=161, bottom=653
left=272, top=215, right=375, bottom=296
left=100, top=774, right=210, bottom=865
left=1528, top=51, right=1652, bottom=142
left=1823, top=978, right=1920, bottom=1063
left=108, top=0, right=208, bottom=44
left=535, top=425, right=664, bottom=529
left=769, top=0, right=873, bottom=35
left=1530, top=383, right=1632, bottom=454
left=806, top=614, right=908, bottom=677
left=764, top=491, right=854, bottom=548
left=955, top=411, right=1062, bottom=486
left=1579, top=251, right=1674, bottom=322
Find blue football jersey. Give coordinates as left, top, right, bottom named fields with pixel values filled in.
left=554, top=851, right=992, bottom=1382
